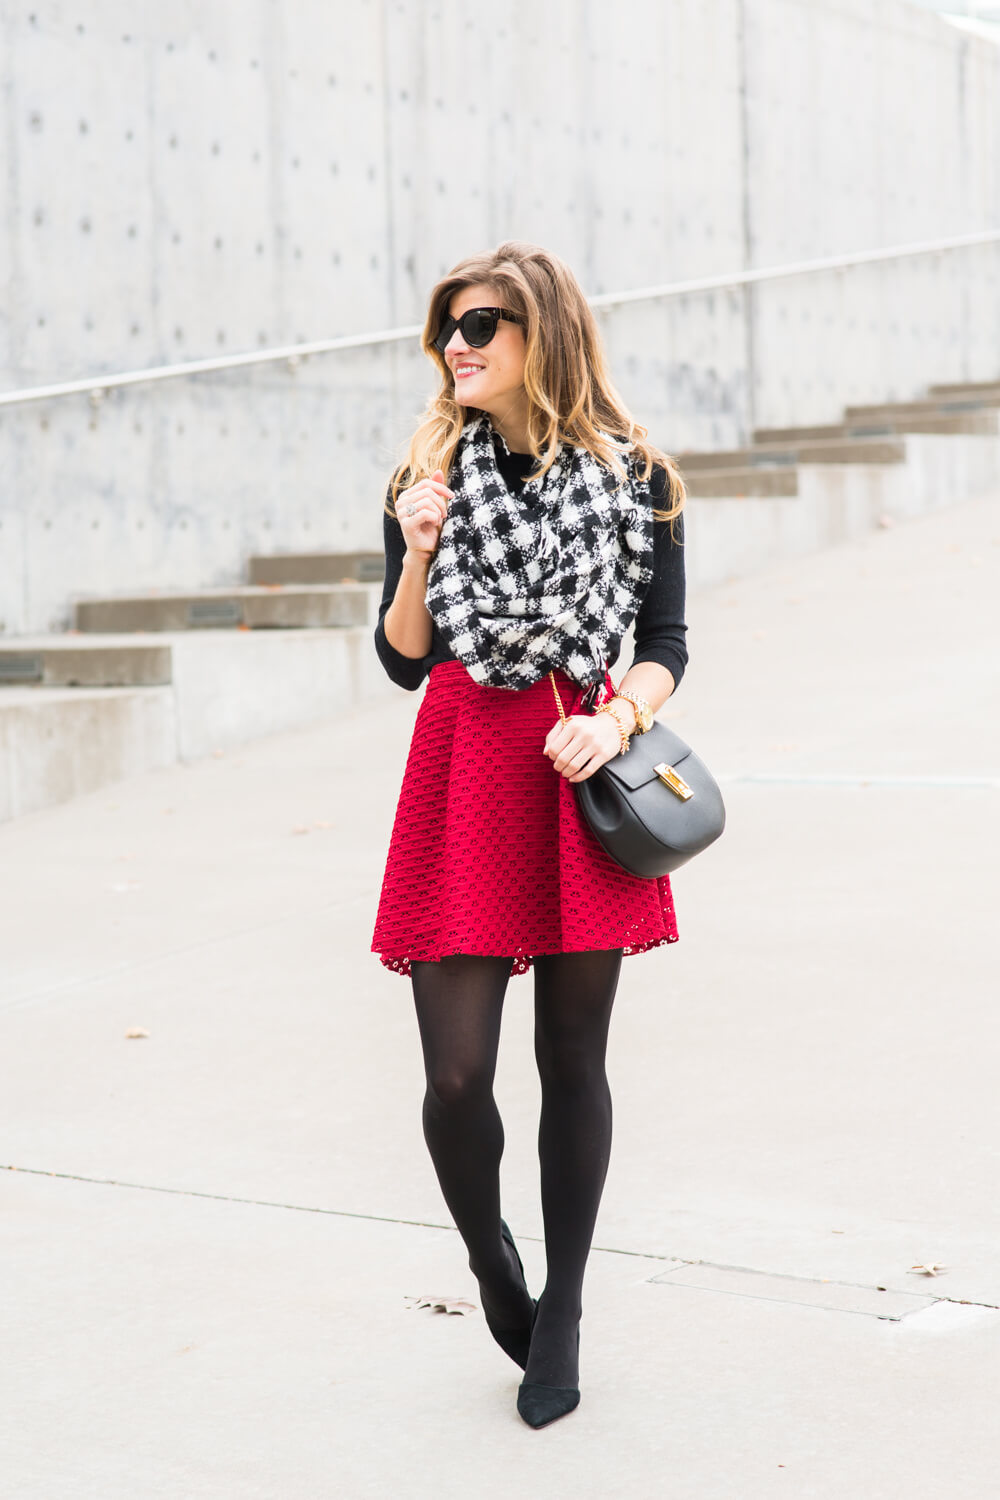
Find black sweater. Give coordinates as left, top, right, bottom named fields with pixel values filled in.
left=374, top=443, right=688, bottom=692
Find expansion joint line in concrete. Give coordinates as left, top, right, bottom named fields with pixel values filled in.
left=1, top=1162, right=456, bottom=1235
left=4, top=1163, right=998, bottom=1318
left=2, top=1162, right=663, bottom=1259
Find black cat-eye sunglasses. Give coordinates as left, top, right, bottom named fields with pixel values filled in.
left=432, top=306, right=523, bottom=354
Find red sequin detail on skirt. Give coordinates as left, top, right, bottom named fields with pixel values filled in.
left=371, top=662, right=679, bottom=977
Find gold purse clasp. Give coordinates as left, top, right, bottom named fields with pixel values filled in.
left=654, top=763, right=693, bottom=801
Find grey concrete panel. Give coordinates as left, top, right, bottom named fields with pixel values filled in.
left=649, top=1263, right=937, bottom=1321
left=744, top=0, right=1000, bottom=427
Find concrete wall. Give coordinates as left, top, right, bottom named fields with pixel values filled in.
left=1, top=0, right=999, bottom=633
left=744, top=0, right=1000, bottom=431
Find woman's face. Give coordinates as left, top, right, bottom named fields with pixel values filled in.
left=440, top=282, right=527, bottom=417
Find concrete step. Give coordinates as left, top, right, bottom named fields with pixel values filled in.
left=683, top=430, right=1000, bottom=591
left=752, top=423, right=850, bottom=443
left=678, top=449, right=797, bottom=472
left=0, top=637, right=173, bottom=687
left=754, top=410, right=1000, bottom=443
left=859, top=410, right=1000, bottom=437
left=678, top=438, right=907, bottom=472
left=74, top=583, right=378, bottom=634
left=0, top=622, right=395, bottom=821
left=844, top=395, right=1000, bottom=421
left=0, top=685, right=176, bottom=822
left=927, top=379, right=1000, bottom=398
left=684, top=467, right=799, bottom=498
left=774, top=438, right=906, bottom=464
left=248, top=550, right=385, bottom=585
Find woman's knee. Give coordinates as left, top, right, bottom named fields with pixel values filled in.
left=534, top=1029, right=607, bottom=1093
left=424, top=1061, right=495, bottom=1111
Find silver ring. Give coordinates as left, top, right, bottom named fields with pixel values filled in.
left=404, top=503, right=417, bottom=517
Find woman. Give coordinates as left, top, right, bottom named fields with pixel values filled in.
left=371, top=242, right=687, bottom=1429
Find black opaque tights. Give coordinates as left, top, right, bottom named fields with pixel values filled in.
left=411, top=949, right=622, bottom=1390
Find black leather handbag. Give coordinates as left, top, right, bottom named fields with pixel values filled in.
left=549, top=674, right=726, bottom=878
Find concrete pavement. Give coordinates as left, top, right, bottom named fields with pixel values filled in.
left=2, top=492, right=999, bottom=1498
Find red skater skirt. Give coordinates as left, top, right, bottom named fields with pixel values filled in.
left=371, top=661, right=679, bottom=977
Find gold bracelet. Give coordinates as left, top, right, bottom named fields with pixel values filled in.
left=595, top=702, right=631, bottom=756
left=611, top=687, right=653, bottom=734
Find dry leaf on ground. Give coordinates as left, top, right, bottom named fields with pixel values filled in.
left=124, top=1027, right=150, bottom=1039
left=404, top=1294, right=477, bottom=1316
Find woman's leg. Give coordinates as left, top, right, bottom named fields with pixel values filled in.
left=526, top=948, right=622, bottom=1389
left=411, top=955, right=534, bottom=1333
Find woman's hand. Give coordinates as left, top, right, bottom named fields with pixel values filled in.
left=397, top=469, right=453, bottom=558
left=544, top=710, right=624, bottom=783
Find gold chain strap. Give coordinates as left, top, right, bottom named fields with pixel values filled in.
left=548, top=670, right=567, bottom=725
left=549, top=669, right=629, bottom=755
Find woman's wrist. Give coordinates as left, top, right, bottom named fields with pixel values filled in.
left=594, top=703, right=631, bottom=756
left=607, top=696, right=638, bottom=734
left=384, top=550, right=435, bottom=658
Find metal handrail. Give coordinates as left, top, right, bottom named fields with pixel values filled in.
left=2, top=227, right=999, bottom=410
left=586, top=227, right=1000, bottom=308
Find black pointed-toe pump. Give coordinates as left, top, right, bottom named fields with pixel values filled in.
left=516, top=1315, right=581, bottom=1429
left=483, top=1219, right=536, bottom=1371
left=516, top=1379, right=581, bottom=1429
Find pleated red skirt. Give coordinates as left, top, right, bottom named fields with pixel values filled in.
left=371, top=661, right=679, bottom=977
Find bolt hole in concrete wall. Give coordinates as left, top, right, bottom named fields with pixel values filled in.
left=1, top=0, right=998, bottom=631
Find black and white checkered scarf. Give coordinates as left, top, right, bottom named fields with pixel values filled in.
left=425, top=415, right=653, bottom=690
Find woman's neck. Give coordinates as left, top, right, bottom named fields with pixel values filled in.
left=485, top=394, right=532, bottom=455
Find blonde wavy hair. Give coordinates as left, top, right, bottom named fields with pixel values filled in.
left=388, top=241, right=685, bottom=529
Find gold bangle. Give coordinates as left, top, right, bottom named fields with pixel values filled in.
left=595, top=702, right=631, bottom=756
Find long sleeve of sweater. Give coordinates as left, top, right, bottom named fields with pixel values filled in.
left=373, top=504, right=447, bottom=690
left=629, top=464, right=688, bottom=688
